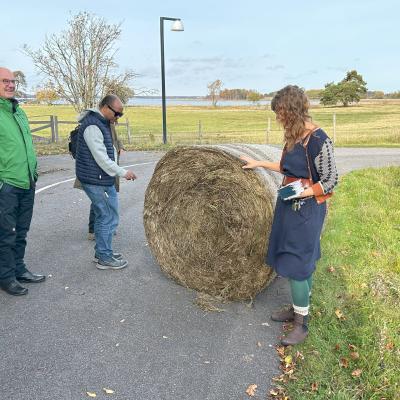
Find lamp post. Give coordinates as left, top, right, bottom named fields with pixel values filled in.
left=160, top=17, right=184, bottom=144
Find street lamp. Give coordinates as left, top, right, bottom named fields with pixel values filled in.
left=160, top=17, right=184, bottom=144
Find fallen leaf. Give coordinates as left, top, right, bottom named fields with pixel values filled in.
left=86, top=392, right=97, bottom=398
left=385, top=342, right=394, bottom=350
left=311, top=382, right=319, bottom=391
left=348, top=344, right=357, bottom=351
left=285, top=368, right=295, bottom=375
left=334, top=344, right=341, bottom=351
left=256, top=341, right=262, bottom=348
left=295, top=351, right=304, bottom=360
left=245, top=384, right=257, bottom=397
left=339, top=357, right=349, bottom=368
left=284, top=355, right=293, bottom=366
left=350, top=352, right=359, bottom=360
left=276, top=346, right=285, bottom=357
left=261, top=322, right=270, bottom=327
left=269, top=388, right=279, bottom=396
left=335, top=309, right=345, bottom=320
left=103, top=388, right=115, bottom=394
left=351, top=369, right=362, bottom=378
left=328, top=266, right=335, bottom=273
left=272, top=375, right=285, bottom=382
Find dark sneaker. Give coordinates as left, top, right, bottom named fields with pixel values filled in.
left=96, top=257, right=128, bottom=270
left=93, top=253, right=123, bottom=263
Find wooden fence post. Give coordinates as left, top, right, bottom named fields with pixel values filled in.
left=126, top=118, right=132, bottom=144
left=50, top=116, right=56, bottom=143
left=54, top=115, right=59, bottom=142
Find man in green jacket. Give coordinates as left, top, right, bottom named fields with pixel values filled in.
left=0, top=67, right=45, bottom=296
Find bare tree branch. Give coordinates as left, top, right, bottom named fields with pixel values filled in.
left=23, top=11, right=137, bottom=112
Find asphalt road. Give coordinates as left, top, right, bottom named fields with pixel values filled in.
left=1, top=147, right=399, bottom=400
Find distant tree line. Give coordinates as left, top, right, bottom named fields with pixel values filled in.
left=219, top=88, right=263, bottom=101
left=207, top=81, right=265, bottom=106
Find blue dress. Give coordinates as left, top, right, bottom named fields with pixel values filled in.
left=266, top=137, right=327, bottom=281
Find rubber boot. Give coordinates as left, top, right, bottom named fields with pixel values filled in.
left=281, top=313, right=309, bottom=346
left=271, top=305, right=295, bottom=322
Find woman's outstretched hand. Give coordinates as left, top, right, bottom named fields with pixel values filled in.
left=240, top=155, right=259, bottom=169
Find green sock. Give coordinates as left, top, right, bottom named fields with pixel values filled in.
left=307, top=275, right=313, bottom=296
left=289, top=278, right=310, bottom=308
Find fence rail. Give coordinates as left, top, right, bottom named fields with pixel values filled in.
left=29, top=115, right=132, bottom=144
left=29, top=113, right=400, bottom=147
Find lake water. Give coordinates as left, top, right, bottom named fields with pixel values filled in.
left=128, top=97, right=321, bottom=107
left=128, top=98, right=271, bottom=107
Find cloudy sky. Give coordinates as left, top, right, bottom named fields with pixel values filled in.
left=1, top=0, right=398, bottom=96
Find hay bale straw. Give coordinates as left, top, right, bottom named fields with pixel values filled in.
left=143, top=144, right=282, bottom=300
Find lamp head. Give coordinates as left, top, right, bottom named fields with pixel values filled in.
left=171, top=19, right=184, bottom=31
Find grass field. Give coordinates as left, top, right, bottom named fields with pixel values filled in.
left=272, top=167, right=400, bottom=399
left=23, top=100, right=400, bottom=152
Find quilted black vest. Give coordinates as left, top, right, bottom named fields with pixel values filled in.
left=75, top=111, right=115, bottom=186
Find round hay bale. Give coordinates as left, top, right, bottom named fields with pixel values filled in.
left=143, top=144, right=282, bottom=301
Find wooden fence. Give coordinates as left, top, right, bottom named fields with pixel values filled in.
left=29, top=115, right=132, bottom=143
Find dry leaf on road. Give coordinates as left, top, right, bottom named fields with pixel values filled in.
left=103, top=388, right=115, bottom=394
left=245, top=384, right=257, bottom=397
left=86, top=392, right=97, bottom=398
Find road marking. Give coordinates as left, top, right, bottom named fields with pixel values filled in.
left=35, top=161, right=157, bottom=194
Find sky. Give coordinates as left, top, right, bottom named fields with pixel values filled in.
left=1, top=0, right=399, bottom=96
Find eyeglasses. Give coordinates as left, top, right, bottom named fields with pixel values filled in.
left=107, top=104, right=124, bottom=118
left=1, top=79, right=19, bottom=87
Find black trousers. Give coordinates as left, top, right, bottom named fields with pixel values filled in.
left=0, top=182, right=35, bottom=283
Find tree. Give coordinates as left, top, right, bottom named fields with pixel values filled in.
left=23, top=12, right=136, bottom=112
left=207, top=79, right=223, bottom=106
left=246, top=90, right=263, bottom=104
left=13, top=70, right=27, bottom=98
left=103, top=76, right=135, bottom=104
left=320, top=70, right=367, bottom=107
left=35, top=86, right=59, bottom=105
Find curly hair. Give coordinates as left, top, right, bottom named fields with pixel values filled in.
left=271, top=85, right=311, bottom=150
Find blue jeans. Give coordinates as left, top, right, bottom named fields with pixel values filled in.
left=88, top=204, right=95, bottom=233
left=81, top=183, right=118, bottom=260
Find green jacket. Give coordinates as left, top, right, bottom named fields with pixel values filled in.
left=0, top=98, right=37, bottom=189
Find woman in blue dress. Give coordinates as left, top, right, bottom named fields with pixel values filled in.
left=241, top=85, right=338, bottom=345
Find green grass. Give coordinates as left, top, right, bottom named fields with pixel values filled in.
left=278, top=167, right=400, bottom=399
left=22, top=101, right=400, bottom=152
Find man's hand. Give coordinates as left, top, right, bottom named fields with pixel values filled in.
left=124, top=170, right=137, bottom=180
